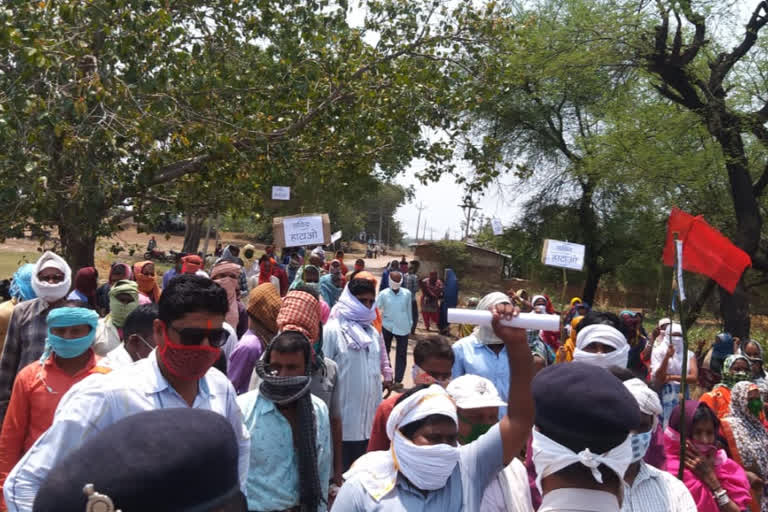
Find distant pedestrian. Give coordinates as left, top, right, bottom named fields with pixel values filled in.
left=376, top=271, right=412, bottom=389
left=420, top=271, right=443, bottom=332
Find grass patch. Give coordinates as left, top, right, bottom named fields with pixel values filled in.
left=0, top=252, right=40, bottom=278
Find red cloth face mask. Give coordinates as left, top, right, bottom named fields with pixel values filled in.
left=158, top=325, right=221, bottom=381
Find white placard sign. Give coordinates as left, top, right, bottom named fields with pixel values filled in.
left=283, top=215, right=324, bottom=247
left=491, top=219, right=503, bottom=236
left=542, top=239, right=585, bottom=271
left=331, top=230, right=342, bottom=243
left=271, top=186, right=291, bottom=201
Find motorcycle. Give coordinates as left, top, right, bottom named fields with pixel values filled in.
left=143, top=249, right=180, bottom=263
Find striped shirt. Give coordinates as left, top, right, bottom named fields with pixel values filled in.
left=621, top=462, right=696, bottom=512
left=0, top=299, right=52, bottom=425
left=323, top=318, right=387, bottom=441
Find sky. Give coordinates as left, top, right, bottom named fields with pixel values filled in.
left=362, top=1, right=757, bottom=241
left=394, top=162, right=523, bottom=241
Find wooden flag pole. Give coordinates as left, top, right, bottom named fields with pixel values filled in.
left=674, top=233, right=690, bottom=480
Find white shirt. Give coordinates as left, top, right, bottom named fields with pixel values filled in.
left=481, top=459, right=534, bottom=512
left=222, top=322, right=238, bottom=363
left=100, top=343, right=135, bottom=369
left=539, top=488, right=620, bottom=512
left=3, top=351, right=250, bottom=512
left=93, top=317, right=121, bottom=356
left=621, top=462, right=696, bottom=512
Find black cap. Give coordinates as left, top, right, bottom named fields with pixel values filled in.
left=532, top=362, right=641, bottom=453
left=34, top=409, right=242, bottom=512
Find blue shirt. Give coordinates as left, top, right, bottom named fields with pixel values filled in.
left=375, top=288, right=413, bottom=336
left=237, top=390, right=331, bottom=511
left=66, top=289, right=88, bottom=303
left=3, top=351, right=250, bottom=512
left=451, top=334, right=509, bottom=417
left=162, top=267, right=178, bottom=289
left=333, top=424, right=504, bottom=511
left=323, top=318, right=383, bottom=441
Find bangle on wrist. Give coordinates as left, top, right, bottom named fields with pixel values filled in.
left=713, top=488, right=729, bottom=507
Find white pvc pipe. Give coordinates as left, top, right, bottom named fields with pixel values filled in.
left=447, top=309, right=560, bottom=332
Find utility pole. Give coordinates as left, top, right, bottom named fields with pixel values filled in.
left=429, top=227, right=435, bottom=241
left=378, top=205, right=383, bottom=246
left=459, top=199, right=481, bottom=240
left=415, top=202, right=426, bottom=243
left=422, top=220, right=427, bottom=241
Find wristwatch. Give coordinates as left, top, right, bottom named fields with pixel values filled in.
left=713, top=488, right=729, bottom=507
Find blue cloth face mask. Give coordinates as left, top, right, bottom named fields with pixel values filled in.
left=47, top=331, right=96, bottom=358
left=630, top=430, right=653, bottom=462
left=42, top=307, right=99, bottom=361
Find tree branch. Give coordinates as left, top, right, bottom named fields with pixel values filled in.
left=753, top=160, right=768, bottom=197
left=147, top=27, right=457, bottom=188
left=710, top=1, right=768, bottom=86
left=683, top=278, right=716, bottom=330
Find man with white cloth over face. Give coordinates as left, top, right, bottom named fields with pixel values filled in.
left=451, top=292, right=515, bottom=418
left=615, top=374, right=696, bottom=512
left=334, top=303, right=534, bottom=511
left=572, top=324, right=630, bottom=369
left=0, top=252, right=72, bottom=427
left=532, top=362, right=641, bottom=512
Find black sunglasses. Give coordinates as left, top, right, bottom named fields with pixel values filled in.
left=167, top=324, right=228, bottom=347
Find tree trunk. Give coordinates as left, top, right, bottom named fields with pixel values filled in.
left=182, top=213, right=205, bottom=254
left=582, top=263, right=601, bottom=306
left=578, top=177, right=601, bottom=305
left=58, top=223, right=96, bottom=270
left=710, top=115, right=763, bottom=336
left=719, top=280, right=750, bottom=338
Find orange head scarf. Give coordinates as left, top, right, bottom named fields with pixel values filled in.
left=181, top=255, right=203, bottom=274
left=133, top=261, right=161, bottom=302
left=277, top=291, right=321, bottom=342
left=349, top=271, right=382, bottom=333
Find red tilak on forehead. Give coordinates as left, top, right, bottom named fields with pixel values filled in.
left=207, top=320, right=212, bottom=330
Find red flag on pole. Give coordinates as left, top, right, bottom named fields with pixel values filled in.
left=662, top=208, right=751, bottom=294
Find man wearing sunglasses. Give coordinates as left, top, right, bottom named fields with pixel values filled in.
left=0, top=251, right=72, bottom=429
left=4, top=274, right=250, bottom=512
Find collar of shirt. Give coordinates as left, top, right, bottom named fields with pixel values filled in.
left=540, top=488, right=620, bottom=512
left=42, top=348, right=98, bottom=378
left=628, top=461, right=655, bottom=487
left=469, top=336, right=507, bottom=354
left=142, top=350, right=213, bottom=399
left=27, top=297, right=51, bottom=318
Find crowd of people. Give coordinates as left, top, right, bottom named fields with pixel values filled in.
left=0, top=244, right=766, bottom=511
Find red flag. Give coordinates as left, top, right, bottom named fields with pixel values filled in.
left=662, top=208, right=751, bottom=294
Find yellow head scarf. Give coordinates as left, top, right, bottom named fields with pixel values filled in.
left=556, top=315, right=585, bottom=364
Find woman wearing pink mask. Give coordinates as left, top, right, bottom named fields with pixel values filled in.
left=664, top=400, right=751, bottom=512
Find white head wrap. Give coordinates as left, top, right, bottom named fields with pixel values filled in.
left=344, top=385, right=459, bottom=500
left=474, top=292, right=511, bottom=344
left=623, top=378, right=662, bottom=417
left=310, top=247, right=325, bottom=261
left=531, top=295, right=547, bottom=307
left=531, top=428, right=633, bottom=493
left=623, top=378, right=662, bottom=431
left=573, top=324, right=629, bottom=369
left=31, top=251, right=72, bottom=303
left=654, top=323, right=686, bottom=375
